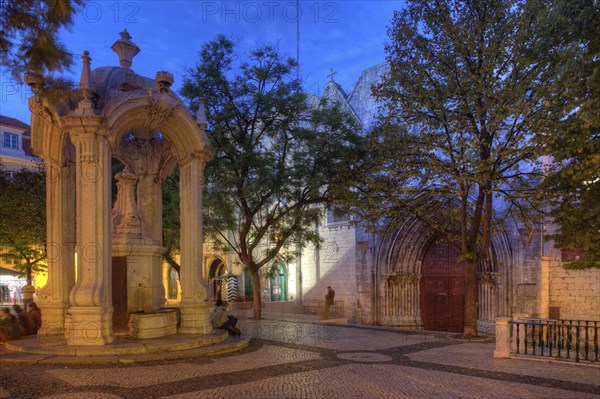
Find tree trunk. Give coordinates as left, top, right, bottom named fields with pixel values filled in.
left=464, top=259, right=478, bottom=338
left=250, top=267, right=262, bottom=320
left=26, top=265, right=32, bottom=286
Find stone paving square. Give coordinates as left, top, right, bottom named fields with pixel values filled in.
left=1, top=319, right=598, bottom=399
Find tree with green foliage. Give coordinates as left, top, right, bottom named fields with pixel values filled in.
left=334, top=0, right=549, bottom=337
left=1, top=0, right=83, bottom=82
left=0, top=166, right=47, bottom=285
left=181, top=36, right=364, bottom=319
left=162, top=166, right=181, bottom=273
left=532, top=0, right=600, bottom=269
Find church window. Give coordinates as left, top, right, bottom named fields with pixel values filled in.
left=327, top=207, right=350, bottom=224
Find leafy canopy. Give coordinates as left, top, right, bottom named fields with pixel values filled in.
left=180, top=36, right=364, bottom=317
left=339, top=0, right=547, bottom=247
left=532, top=0, right=600, bottom=268
left=334, top=0, right=549, bottom=337
left=1, top=0, right=83, bottom=80
left=0, top=165, right=47, bottom=283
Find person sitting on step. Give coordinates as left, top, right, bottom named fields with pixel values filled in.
left=213, top=300, right=240, bottom=335
left=0, top=307, right=20, bottom=342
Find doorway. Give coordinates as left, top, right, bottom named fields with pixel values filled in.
left=420, top=241, right=465, bottom=332
left=208, top=258, right=226, bottom=302
left=111, top=256, right=129, bottom=335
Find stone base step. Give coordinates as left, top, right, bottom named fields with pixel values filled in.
left=4, top=330, right=229, bottom=356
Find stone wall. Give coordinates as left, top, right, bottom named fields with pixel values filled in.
left=547, top=251, right=600, bottom=321
left=299, top=218, right=358, bottom=318
left=346, top=63, right=389, bottom=129
left=509, top=228, right=544, bottom=317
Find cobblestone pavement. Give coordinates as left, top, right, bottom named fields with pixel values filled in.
left=1, top=317, right=599, bottom=399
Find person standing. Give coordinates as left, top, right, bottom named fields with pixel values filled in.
left=21, top=284, right=35, bottom=308
left=27, top=302, right=42, bottom=333
left=323, top=286, right=335, bottom=320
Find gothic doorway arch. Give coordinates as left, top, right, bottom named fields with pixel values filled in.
left=209, top=258, right=226, bottom=301
left=420, top=241, right=465, bottom=332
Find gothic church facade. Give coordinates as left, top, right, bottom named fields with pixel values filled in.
left=199, top=63, right=599, bottom=332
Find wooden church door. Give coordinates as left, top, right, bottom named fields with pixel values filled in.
left=421, top=242, right=465, bottom=333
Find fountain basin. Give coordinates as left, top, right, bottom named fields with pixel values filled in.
left=128, top=308, right=178, bottom=339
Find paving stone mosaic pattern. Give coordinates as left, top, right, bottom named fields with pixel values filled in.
left=0, top=319, right=598, bottom=399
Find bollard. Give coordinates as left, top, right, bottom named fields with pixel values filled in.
left=494, top=317, right=512, bottom=358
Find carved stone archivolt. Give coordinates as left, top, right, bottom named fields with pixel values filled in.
left=479, top=272, right=499, bottom=286
left=145, top=90, right=179, bottom=131
left=385, top=273, right=419, bottom=286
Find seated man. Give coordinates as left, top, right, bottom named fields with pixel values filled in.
left=0, top=307, right=20, bottom=342
left=213, top=301, right=241, bottom=335
left=13, top=304, right=35, bottom=335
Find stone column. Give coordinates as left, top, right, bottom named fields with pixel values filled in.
left=66, top=125, right=114, bottom=345
left=295, top=241, right=303, bottom=308
left=540, top=256, right=550, bottom=319
left=494, top=317, right=512, bottom=358
left=178, top=154, right=212, bottom=334
left=36, top=155, right=76, bottom=336
left=410, top=274, right=423, bottom=327
left=112, top=168, right=142, bottom=238
left=477, top=273, right=499, bottom=332
left=383, top=274, right=422, bottom=327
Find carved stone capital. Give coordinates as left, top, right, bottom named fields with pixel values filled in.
left=116, top=133, right=176, bottom=177
left=77, top=133, right=97, bottom=163
left=479, top=272, right=499, bottom=286
left=181, top=147, right=214, bottom=167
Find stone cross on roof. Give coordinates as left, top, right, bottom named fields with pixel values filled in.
left=327, top=68, right=337, bottom=81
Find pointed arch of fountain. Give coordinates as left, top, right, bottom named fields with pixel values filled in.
left=26, top=31, right=215, bottom=345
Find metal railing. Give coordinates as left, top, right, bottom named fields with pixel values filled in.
left=512, top=318, right=599, bottom=363
left=302, top=299, right=345, bottom=318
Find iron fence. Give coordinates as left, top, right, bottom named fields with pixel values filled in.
left=302, top=299, right=345, bottom=318
left=513, top=318, right=599, bottom=363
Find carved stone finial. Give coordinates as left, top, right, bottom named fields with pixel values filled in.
left=119, top=29, right=132, bottom=40
left=111, top=29, right=140, bottom=69
left=80, top=51, right=92, bottom=87
left=24, top=71, right=43, bottom=94
left=155, top=71, right=174, bottom=93
left=78, top=50, right=96, bottom=109
left=196, top=98, right=207, bottom=128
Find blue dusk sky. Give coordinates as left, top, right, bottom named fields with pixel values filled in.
left=0, top=1, right=402, bottom=124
